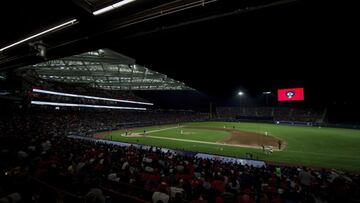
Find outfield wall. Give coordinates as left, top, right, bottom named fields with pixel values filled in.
left=212, top=118, right=360, bottom=129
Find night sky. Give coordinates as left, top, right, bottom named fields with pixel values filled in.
left=113, top=1, right=358, bottom=104
left=110, top=0, right=359, bottom=122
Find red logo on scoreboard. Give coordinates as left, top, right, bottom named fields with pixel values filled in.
left=278, top=88, right=304, bottom=101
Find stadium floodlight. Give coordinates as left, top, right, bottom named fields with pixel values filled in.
left=238, top=91, right=244, bottom=96
left=262, top=91, right=271, bottom=95
left=93, top=0, right=136, bottom=15
left=31, top=101, right=147, bottom=110
left=32, top=88, right=154, bottom=106
left=0, top=19, right=77, bottom=52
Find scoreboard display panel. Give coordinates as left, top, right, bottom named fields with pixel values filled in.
left=278, top=88, right=304, bottom=101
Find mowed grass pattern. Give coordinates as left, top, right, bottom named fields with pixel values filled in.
left=103, top=122, right=360, bottom=171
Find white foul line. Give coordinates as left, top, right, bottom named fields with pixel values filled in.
left=121, top=126, right=181, bottom=136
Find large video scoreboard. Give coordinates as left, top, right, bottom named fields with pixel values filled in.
left=277, top=88, right=304, bottom=101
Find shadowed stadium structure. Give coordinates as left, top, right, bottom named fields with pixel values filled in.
left=21, top=49, right=193, bottom=91
left=1, top=0, right=360, bottom=203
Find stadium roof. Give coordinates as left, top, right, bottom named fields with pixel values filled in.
left=20, top=49, right=194, bottom=91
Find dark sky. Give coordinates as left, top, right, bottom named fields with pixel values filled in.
left=0, top=0, right=358, bottom=122
left=110, top=0, right=359, bottom=109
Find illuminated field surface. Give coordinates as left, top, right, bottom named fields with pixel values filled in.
left=96, top=122, right=360, bottom=171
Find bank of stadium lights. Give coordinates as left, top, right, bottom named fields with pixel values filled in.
left=0, top=19, right=77, bottom=52
left=238, top=91, right=244, bottom=96
left=262, top=91, right=272, bottom=95
left=31, top=101, right=147, bottom=111
left=93, top=0, right=136, bottom=15
left=32, top=88, right=154, bottom=106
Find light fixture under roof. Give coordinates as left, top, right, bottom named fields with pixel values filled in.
left=33, top=88, right=154, bottom=106
left=0, top=19, right=77, bottom=52
left=93, top=0, right=136, bottom=16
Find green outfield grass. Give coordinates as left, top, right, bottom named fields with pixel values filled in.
left=101, top=122, right=360, bottom=171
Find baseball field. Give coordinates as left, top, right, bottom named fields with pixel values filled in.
left=95, top=121, right=360, bottom=172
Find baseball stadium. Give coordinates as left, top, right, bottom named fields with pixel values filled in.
left=94, top=121, right=360, bottom=171
left=1, top=0, right=359, bottom=203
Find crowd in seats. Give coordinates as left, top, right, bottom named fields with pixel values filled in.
left=216, top=107, right=324, bottom=123
left=19, top=109, right=209, bottom=137
left=1, top=110, right=359, bottom=203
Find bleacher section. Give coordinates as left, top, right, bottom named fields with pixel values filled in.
left=216, top=106, right=325, bottom=123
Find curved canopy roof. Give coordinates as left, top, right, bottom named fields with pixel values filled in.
left=25, top=49, right=194, bottom=91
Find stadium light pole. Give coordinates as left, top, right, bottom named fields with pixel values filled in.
left=262, top=91, right=271, bottom=106
left=238, top=91, right=245, bottom=114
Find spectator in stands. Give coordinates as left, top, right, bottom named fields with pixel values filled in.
left=299, top=167, right=313, bottom=191
left=85, top=188, right=105, bottom=203
left=152, top=182, right=170, bottom=203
